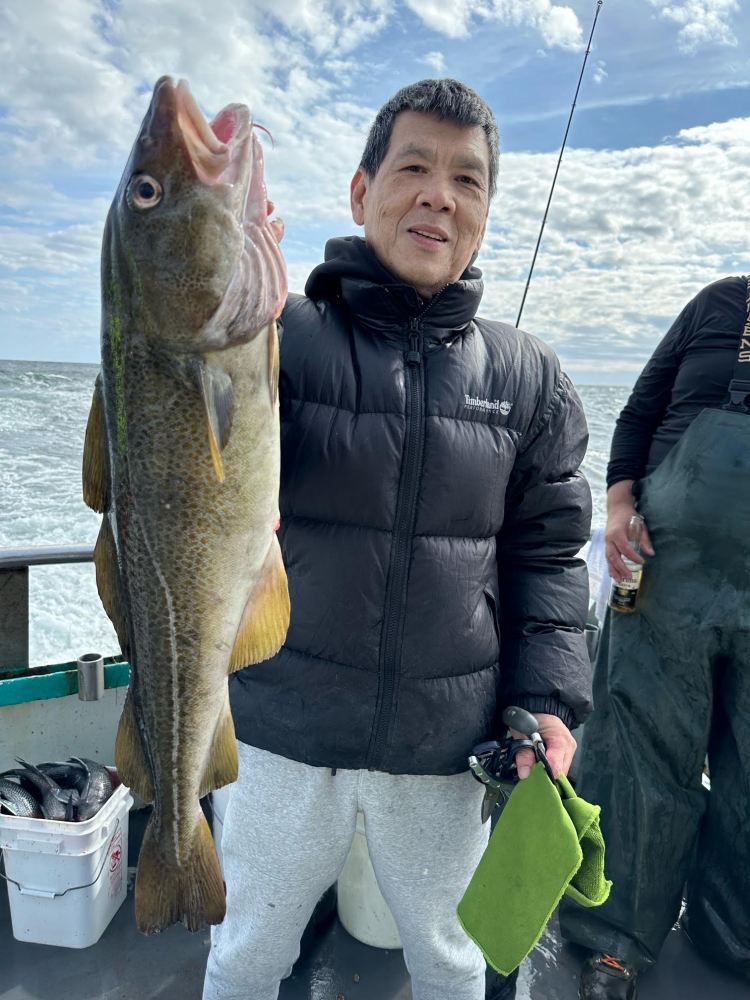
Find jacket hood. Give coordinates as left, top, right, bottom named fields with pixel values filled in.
left=304, top=236, right=485, bottom=340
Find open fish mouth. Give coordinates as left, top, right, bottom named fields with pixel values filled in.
left=175, top=80, right=251, bottom=189
left=172, top=78, right=288, bottom=339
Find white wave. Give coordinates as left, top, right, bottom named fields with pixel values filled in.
left=0, top=359, right=625, bottom=667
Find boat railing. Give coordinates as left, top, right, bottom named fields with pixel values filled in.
left=0, top=544, right=95, bottom=672
left=0, top=537, right=604, bottom=675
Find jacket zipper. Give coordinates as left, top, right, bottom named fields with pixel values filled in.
left=366, top=309, right=430, bottom=768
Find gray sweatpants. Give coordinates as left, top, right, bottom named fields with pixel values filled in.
left=202, top=742, right=490, bottom=1000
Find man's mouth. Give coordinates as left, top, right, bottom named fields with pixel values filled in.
left=408, top=226, right=448, bottom=244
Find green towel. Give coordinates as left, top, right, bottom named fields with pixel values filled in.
left=457, top=762, right=612, bottom=976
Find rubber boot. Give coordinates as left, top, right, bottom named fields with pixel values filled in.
left=579, top=954, right=637, bottom=999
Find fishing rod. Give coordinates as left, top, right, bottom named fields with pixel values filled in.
left=515, top=0, right=604, bottom=328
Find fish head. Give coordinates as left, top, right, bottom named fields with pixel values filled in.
left=104, top=76, right=287, bottom=351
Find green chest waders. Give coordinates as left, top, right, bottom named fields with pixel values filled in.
left=559, top=278, right=750, bottom=981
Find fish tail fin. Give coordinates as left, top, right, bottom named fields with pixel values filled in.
left=134, top=811, right=225, bottom=934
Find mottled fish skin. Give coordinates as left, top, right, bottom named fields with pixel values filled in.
left=0, top=777, right=43, bottom=819
left=13, top=760, right=79, bottom=821
left=38, top=760, right=89, bottom=793
left=73, top=758, right=114, bottom=820
left=83, top=76, right=289, bottom=933
left=37, top=759, right=113, bottom=819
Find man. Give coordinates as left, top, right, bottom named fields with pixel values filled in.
left=560, top=275, right=750, bottom=999
left=203, top=78, right=593, bottom=1000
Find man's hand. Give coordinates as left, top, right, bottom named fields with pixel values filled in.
left=510, top=712, right=577, bottom=781
left=605, top=479, right=654, bottom=581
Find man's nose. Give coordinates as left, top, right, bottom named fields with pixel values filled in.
left=417, top=174, right=455, bottom=213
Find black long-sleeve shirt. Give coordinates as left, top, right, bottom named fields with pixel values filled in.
left=607, top=276, right=746, bottom=489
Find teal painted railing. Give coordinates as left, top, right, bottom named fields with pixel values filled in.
left=0, top=657, right=130, bottom=708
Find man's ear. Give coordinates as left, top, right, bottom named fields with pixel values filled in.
left=350, top=167, right=367, bottom=226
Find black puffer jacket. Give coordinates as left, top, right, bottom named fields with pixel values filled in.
left=230, top=237, right=593, bottom=774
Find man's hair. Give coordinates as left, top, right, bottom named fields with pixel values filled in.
left=360, top=78, right=500, bottom=200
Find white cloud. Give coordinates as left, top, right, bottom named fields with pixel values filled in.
left=1, top=0, right=749, bottom=376
left=0, top=0, right=393, bottom=171
left=403, top=0, right=473, bottom=39
left=592, top=60, right=607, bottom=85
left=478, top=117, right=750, bottom=371
left=249, top=0, right=394, bottom=54
left=0, top=0, right=137, bottom=168
left=5, top=114, right=750, bottom=373
left=421, top=51, right=447, bottom=74
left=0, top=0, right=384, bottom=254
left=0, top=222, right=102, bottom=275
left=533, top=3, right=582, bottom=51
left=403, top=0, right=583, bottom=49
left=648, top=0, right=739, bottom=53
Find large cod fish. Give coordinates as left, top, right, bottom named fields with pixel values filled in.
left=82, top=77, right=289, bottom=934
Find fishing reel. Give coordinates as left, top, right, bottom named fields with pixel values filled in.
left=468, top=707, right=555, bottom=822
left=468, top=737, right=536, bottom=787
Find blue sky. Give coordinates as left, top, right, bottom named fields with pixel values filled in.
left=1, top=0, right=749, bottom=383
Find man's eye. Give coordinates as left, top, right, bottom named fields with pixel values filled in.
left=458, top=175, right=478, bottom=186
left=403, top=165, right=424, bottom=173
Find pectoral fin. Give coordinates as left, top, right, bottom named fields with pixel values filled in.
left=94, top=517, right=129, bottom=658
left=229, top=535, right=290, bottom=670
left=82, top=376, right=110, bottom=512
left=190, top=360, right=234, bottom=483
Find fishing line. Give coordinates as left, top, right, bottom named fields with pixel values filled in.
left=515, top=0, right=604, bottom=329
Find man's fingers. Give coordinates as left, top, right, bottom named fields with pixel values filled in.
left=269, top=217, right=285, bottom=243
left=606, top=550, right=628, bottom=581
left=514, top=747, right=535, bottom=780
left=509, top=727, right=536, bottom=779
left=607, top=529, right=644, bottom=564
left=605, top=509, right=655, bottom=579
left=510, top=714, right=576, bottom=780
left=605, top=543, right=631, bottom=581
left=544, top=744, right=574, bottom=780
left=605, top=535, right=644, bottom=581
left=620, top=540, right=643, bottom=564
left=265, top=200, right=284, bottom=243
left=542, top=738, right=576, bottom=779
left=536, top=714, right=577, bottom=779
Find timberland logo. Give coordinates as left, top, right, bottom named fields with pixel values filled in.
left=464, top=394, right=512, bottom=415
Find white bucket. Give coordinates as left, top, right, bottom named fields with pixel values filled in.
left=0, top=777, right=132, bottom=948
left=337, top=811, right=402, bottom=949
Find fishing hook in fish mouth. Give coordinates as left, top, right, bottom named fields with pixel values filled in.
left=252, top=122, right=275, bottom=148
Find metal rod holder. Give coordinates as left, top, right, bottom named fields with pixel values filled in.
left=77, top=653, right=104, bottom=701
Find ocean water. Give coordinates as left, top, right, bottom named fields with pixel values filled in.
left=0, top=359, right=627, bottom=667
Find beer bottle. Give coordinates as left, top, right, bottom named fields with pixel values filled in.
left=608, top=513, right=645, bottom=614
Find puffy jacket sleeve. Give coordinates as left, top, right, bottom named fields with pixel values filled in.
left=497, top=371, right=593, bottom=728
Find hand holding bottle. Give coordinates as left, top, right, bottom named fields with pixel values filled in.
left=604, top=479, right=655, bottom=582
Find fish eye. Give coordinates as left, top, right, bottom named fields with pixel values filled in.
left=127, top=174, right=163, bottom=211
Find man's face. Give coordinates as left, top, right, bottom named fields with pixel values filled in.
left=350, top=110, right=490, bottom=300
